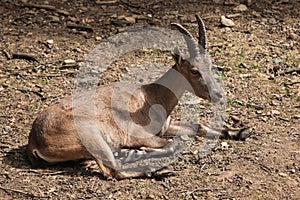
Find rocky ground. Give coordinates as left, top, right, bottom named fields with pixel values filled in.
left=0, top=0, right=299, bottom=199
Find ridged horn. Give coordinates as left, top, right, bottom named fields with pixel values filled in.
left=195, top=14, right=207, bottom=53
left=171, top=23, right=200, bottom=59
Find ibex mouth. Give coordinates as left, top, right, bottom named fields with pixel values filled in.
left=210, top=90, right=225, bottom=104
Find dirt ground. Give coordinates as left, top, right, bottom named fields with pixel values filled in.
left=0, top=0, right=299, bottom=199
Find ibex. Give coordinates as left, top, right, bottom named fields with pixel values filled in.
left=28, top=14, right=248, bottom=180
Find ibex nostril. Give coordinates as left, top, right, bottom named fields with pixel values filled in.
left=210, top=90, right=224, bottom=104
left=215, top=91, right=223, bottom=99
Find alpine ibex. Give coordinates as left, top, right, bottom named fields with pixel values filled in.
left=27, top=14, right=248, bottom=180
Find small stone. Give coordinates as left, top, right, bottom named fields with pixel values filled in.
left=221, top=16, right=235, bottom=27
left=278, top=172, right=288, bottom=177
left=63, top=59, right=76, bottom=64
left=293, top=115, right=300, bottom=119
left=121, top=67, right=129, bottom=72
left=252, top=11, right=261, bottom=17
left=223, top=0, right=236, bottom=5
left=46, top=39, right=54, bottom=44
left=147, top=194, right=155, bottom=199
left=231, top=115, right=241, bottom=122
left=123, top=16, right=136, bottom=23
left=50, top=15, right=60, bottom=22
left=95, top=36, right=102, bottom=41
left=272, top=58, right=282, bottom=64
left=73, top=48, right=83, bottom=53
left=226, top=13, right=241, bottom=18
left=261, top=117, right=267, bottom=122
left=233, top=4, right=248, bottom=12
left=180, top=135, right=190, bottom=141
left=224, top=27, right=232, bottom=32
left=239, top=74, right=251, bottom=78
left=213, top=0, right=224, bottom=4
left=269, top=18, right=277, bottom=25
left=221, top=142, right=230, bottom=150
left=271, top=110, right=280, bottom=115
left=272, top=94, right=281, bottom=100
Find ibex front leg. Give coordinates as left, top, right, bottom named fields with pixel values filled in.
left=165, top=122, right=251, bottom=140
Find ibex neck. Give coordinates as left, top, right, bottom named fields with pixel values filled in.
left=142, top=67, right=188, bottom=116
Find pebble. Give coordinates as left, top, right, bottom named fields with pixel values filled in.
left=269, top=18, right=277, bottom=25
left=272, top=58, right=282, bottom=64
left=221, top=15, right=235, bottom=27
left=46, top=39, right=54, bottom=44
left=180, top=135, right=190, bottom=141
left=293, top=115, right=300, bottom=119
left=288, top=32, right=298, bottom=40
left=95, top=36, right=102, bottom=41
left=246, top=0, right=252, bottom=6
left=278, top=172, right=288, bottom=177
left=221, top=141, right=230, bottom=150
left=239, top=74, right=251, bottom=78
left=231, top=115, right=241, bottom=122
left=50, top=15, right=60, bottom=22
left=233, top=4, right=248, bottom=12
left=213, top=0, right=224, bottom=4
left=147, top=194, right=155, bottom=199
left=271, top=110, right=280, bottom=115
left=226, top=13, right=241, bottom=18
left=123, top=16, right=136, bottom=23
left=63, top=59, right=76, bottom=64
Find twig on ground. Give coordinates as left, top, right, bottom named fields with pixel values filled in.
left=22, top=2, right=69, bottom=16
left=2, top=50, right=11, bottom=59
left=278, top=67, right=300, bottom=76
left=285, top=81, right=300, bottom=86
left=15, top=87, right=45, bottom=99
left=192, top=187, right=226, bottom=192
left=259, top=163, right=272, bottom=174
left=25, top=169, right=70, bottom=175
left=176, top=187, right=226, bottom=197
left=66, top=24, right=94, bottom=32
left=12, top=53, right=38, bottom=62
left=95, top=0, right=118, bottom=5
left=0, top=185, right=48, bottom=198
left=22, top=2, right=56, bottom=11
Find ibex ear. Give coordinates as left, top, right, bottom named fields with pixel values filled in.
left=172, top=47, right=182, bottom=65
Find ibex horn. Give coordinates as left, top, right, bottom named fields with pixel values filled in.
left=171, top=23, right=200, bottom=59
left=195, top=14, right=207, bottom=53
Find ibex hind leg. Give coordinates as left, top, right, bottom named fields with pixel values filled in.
left=75, top=121, right=122, bottom=178
left=120, top=143, right=175, bottom=164
left=77, top=122, right=171, bottom=179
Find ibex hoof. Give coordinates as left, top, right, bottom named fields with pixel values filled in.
left=145, top=166, right=174, bottom=178
left=231, top=127, right=252, bottom=141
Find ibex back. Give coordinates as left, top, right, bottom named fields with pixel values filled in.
left=27, top=14, right=224, bottom=179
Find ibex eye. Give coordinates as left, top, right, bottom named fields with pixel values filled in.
left=191, top=70, right=199, bottom=75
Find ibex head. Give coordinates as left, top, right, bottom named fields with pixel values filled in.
left=172, top=14, right=223, bottom=103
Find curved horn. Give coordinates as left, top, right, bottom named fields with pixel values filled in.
left=195, top=14, right=207, bottom=53
left=171, top=23, right=199, bottom=59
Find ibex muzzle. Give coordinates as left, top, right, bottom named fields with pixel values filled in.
left=27, top=14, right=224, bottom=179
